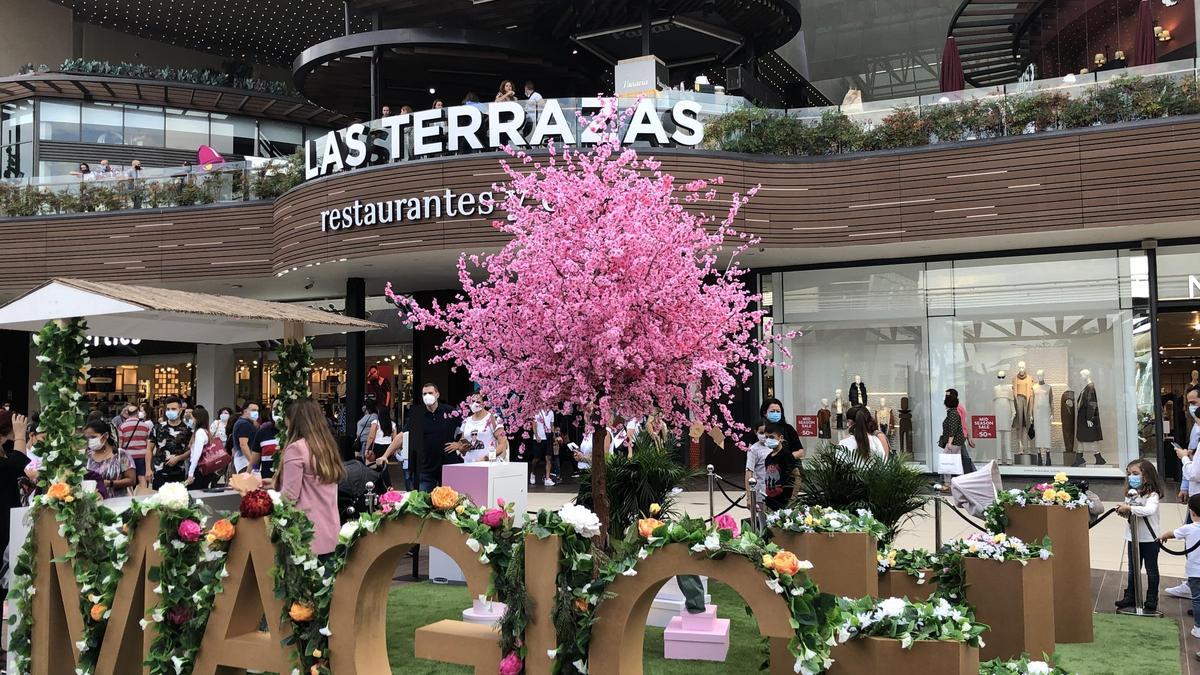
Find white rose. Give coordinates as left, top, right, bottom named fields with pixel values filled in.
left=267, top=489, right=282, bottom=505
left=339, top=522, right=360, bottom=541
left=877, top=597, right=907, bottom=618
left=557, top=504, right=602, bottom=539
left=1027, top=661, right=1052, bottom=674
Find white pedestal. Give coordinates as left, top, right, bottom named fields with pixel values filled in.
left=647, top=576, right=711, bottom=628
left=430, top=462, right=528, bottom=584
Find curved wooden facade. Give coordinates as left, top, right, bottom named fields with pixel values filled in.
left=3, top=115, right=1200, bottom=296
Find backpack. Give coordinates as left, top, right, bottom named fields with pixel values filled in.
left=197, top=432, right=231, bottom=476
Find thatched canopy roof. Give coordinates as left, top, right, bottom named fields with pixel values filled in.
left=0, top=278, right=383, bottom=344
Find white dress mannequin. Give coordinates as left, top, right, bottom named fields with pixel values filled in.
left=992, top=370, right=1014, bottom=464
left=875, top=397, right=894, bottom=437
left=1032, top=369, right=1053, bottom=465
left=834, top=389, right=845, bottom=430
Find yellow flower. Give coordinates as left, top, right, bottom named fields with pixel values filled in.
left=1053, top=472, right=1069, bottom=485
left=1056, top=490, right=1071, bottom=502
left=968, top=544, right=978, bottom=554
left=312, top=649, right=323, bottom=659
left=1042, top=489, right=1058, bottom=502
left=887, top=551, right=897, bottom=565
left=761, top=554, right=775, bottom=569
left=993, top=533, right=1007, bottom=543
left=803, top=515, right=815, bottom=527
left=649, top=503, right=661, bottom=516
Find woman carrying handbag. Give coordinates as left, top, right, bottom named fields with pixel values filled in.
left=938, top=391, right=975, bottom=488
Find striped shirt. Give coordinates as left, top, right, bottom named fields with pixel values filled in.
left=117, top=418, right=153, bottom=459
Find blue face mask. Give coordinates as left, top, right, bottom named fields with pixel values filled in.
left=1128, top=475, right=1143, bottom=489
left=764, top=438, right=780, bottom=449
left=766, top=411, right=782, bottom=423
left=249, top=410, right=260, bottom=421
left=165, top=409, right=180, bottom=421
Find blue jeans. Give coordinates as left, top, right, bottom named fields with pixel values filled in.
left=1189, top=578, right=1200, bottom=627
left=419, top=471, right=439, bottom=493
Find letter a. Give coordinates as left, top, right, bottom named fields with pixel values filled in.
left=191, top=518, right=293, bottom=674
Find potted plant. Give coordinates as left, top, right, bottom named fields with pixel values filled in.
left=985, top=472, right=1091, bottom=643
left=980, top=655, right=1070, bottom=674
left=940, top=533, right=1054, bottom=661
left=877, top=547, right=939, bottom=600
left=797, top=446, right=928, bottom=543
left=829, top=596, right=984, bottom=674
left=767, top=505, right=886, bottom=598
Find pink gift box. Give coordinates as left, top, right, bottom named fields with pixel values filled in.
left=664, top=611, right=730, bottom=662
left=680, top=604, right=718, bottom=632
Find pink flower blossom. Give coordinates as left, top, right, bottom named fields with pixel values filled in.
left=379, top=489, right=407, bottom=514
left=177, top=519, right=202, bottom=543
left=499, top=651, right=523, bottom=675
left=385, top=100, right=791, bottom=450
left=713, top=513, right=740, bottom=538
left=481, top=508, right=506, bottom=528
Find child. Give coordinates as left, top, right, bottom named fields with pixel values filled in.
left=745, top=423, right=771, bottom=517
left=1116, top=458, right=1163, bottom=612
left=1159, top=493, right=1200, bottom=636
left=761, top=423, right=796, bottom=512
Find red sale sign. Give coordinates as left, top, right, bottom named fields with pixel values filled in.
left=796, top=415, right=818, bottom=437
left=972, top=415, right=997, bottom=439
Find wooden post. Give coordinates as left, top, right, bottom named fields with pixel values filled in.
left=282, top=319, right=305, bottom=344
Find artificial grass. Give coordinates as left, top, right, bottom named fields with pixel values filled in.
left=384, top=581, right=1183, bottom=674
left=1054, top=612, right=1180, bottom=675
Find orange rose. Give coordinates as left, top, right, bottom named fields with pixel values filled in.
left=430, top=486, right=460, bottom=511
left=574, top=597, right=589, bottom=613
left=772, top=551, right=801, bottom=577
left=90, top=603, right=107, bottom=622
left=288, top=601, right=315, bottom=623
left=637, top=518, right=664, bottom=538
left=209, top=519, right=236, bottom=542
left=46, top=482, right=71, bottom=501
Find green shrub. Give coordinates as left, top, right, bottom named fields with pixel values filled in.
left=796, top=444, right=928, bottom=543
left=576, top=433, right=696, bottom=541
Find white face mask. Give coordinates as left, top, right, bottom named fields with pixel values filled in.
left=219, top=412, right=230, bottom=422
left=87, top=436, right=103, bottom=451
left=137, top=411, right=146, bottom=419
left=469, top=402, right=483, bottom=414
left=422, top=393, right=437, bottom=406
left=764, top=438, right=780, bottom=449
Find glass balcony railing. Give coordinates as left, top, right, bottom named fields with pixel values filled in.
left=0, top=157, right=301, bottom=217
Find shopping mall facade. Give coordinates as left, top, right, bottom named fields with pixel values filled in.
left=1, top=0, right=1199, bottom=480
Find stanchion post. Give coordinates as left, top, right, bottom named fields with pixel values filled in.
left=706, top=464, right=715, bottom=522
left=934, top=495, right=943, bottom=548
left=748, top=477, right=759, bottom=533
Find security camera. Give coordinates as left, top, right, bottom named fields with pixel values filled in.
left=304, top=277, right=314, bottom=290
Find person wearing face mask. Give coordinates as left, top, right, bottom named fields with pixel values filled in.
left=230, top=402, right=261, bottom=474
left=745, top=423, right=773, bottom=522
left=1169, top=389, right=1200, bottom=601
left=209, top=407, right=234, bottom=446
left=252, top=407, right=280, bottom=479
left=401, top=383, right=459, bottom=491
left=117, top=404, right=154, bottom=487
left=760, top=398, right=804, bottom=461
left=759, top=423, right=796, bottom=511
left=451, top=394, right=509, bottom=463
left=84, top=420, right=136, bottom=498
left=147, top=396, right=193, bottom=488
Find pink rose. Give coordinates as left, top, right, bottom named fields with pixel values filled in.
left=379, top=489, right=407, bottom=514
left=481, top=508, right=506, bottom=528
left=177, top=519, right=203, bottom=543
left=713, top=513, right=740, bottom=538
left=499, top=651, right=523, bottom=675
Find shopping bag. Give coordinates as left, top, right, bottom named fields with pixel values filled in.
left=937, top=448, right=965, bottom=475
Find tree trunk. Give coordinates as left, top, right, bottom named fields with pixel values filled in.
left=591, top=422, right=609, bottom=551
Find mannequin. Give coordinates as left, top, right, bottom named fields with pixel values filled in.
left=992, top=370, right=1015, bottom=464
left=1011, top=362, right=1035, bottom=460
left=876, top=397, right=894, bottom=438
left=1062, top=387, right=1078, bottom=466
left=834, top=389, right=845, bottom=430
left=1075, top=369, right=1104, bottom=465
left=1191, top=369, right=1200, bottom=390
left=817, top=399, right=832, bottom=439
left=849, top=376, right=868, bottom=408
left=1032, top=369, right=1054, bottom=466
left=898, top=396, right=913, bottom=454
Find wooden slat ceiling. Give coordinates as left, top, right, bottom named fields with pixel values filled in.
left=0, top=74, right=350, bottom=127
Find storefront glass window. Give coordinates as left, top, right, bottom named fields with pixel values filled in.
left=1156, top=244, right=1200, bottom=302
left=1, top=142, right=32, bottom=179
left=210, top=114, right=257, bottom=156
left=1, top=100, right=34, bottom=146
left=38, top=100, right=80, bottom=142
left=259, top=120, right=301, bottom=156
left=124, top=105, right=165, bottom=147
left=81, top=102, right=124, bottom=144
left=165, top=108, right=209, bottom=150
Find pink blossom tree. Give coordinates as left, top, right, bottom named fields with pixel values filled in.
left=386, top=104, right=789, bottom=542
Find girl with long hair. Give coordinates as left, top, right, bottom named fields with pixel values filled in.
left=838, top=407, right=886, bottom=461
left=1116, top=458, right=1164, bottom=612
left=276, top=399, right=347, bottom=556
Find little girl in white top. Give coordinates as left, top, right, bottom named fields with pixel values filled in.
left=1115, top=458, right=1163, bottom=612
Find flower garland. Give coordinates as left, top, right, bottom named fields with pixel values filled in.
left=876, top=547, right=940, bottom=588
left=271, top=338, right=313, bottom=450
left=935, top=533, right=1053, bottom=601
left=143, top=483, right=232, bottom=675
left=766, top=505, right=889, bottom=541
left=528, top=505, right=605, bottom=674
left=983, top=472, right=1088, bottom=533
left=31, top=318, right=89, bottom=488
left=980, top=655, right=1070, bottom=674
left=835, top=596, right=988, bottom=649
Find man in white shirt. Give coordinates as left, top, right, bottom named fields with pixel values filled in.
left=1168, top=386, right=1200, bottom=599
left=523, top=81, right=543, bottom=101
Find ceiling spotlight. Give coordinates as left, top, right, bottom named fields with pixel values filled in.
left=429, top=87, right=436, bottom=94
left=572, top=49, right=579, bottom=55
left=304, top=277, right=315, bottom=290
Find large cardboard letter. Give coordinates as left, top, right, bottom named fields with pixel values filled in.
left=523, top=534, right=561, bottom=675
left=30, top=510, right=84, bottom=675
left=94, top=513, right=162, bottom=675
left=191, top=517, right=293, bottom=675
